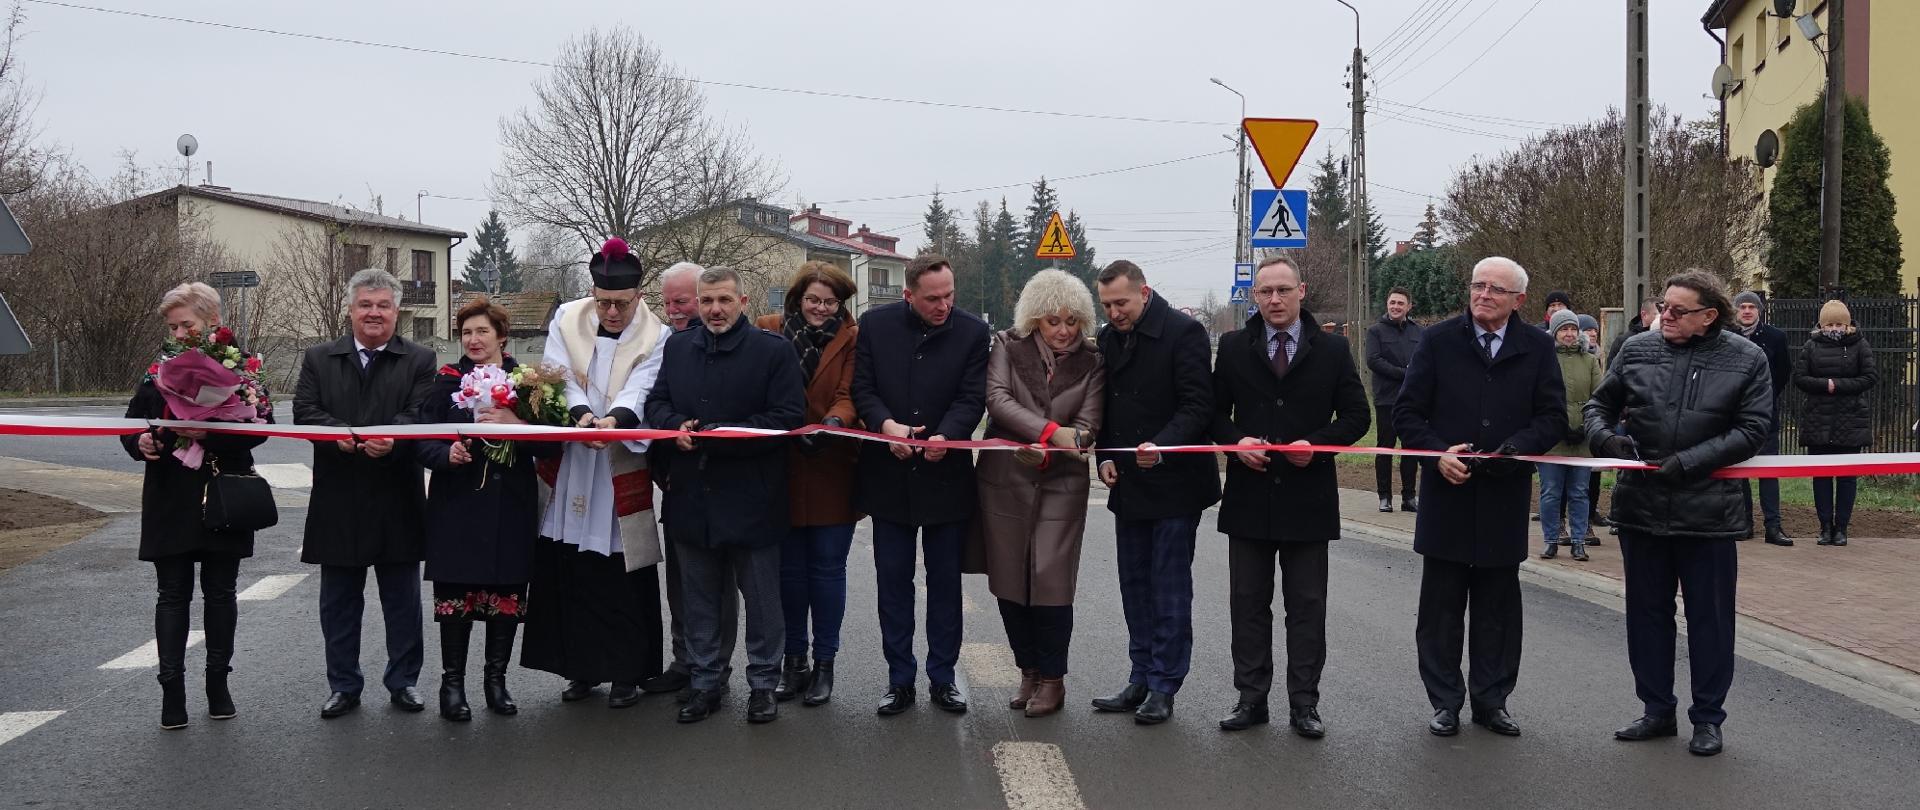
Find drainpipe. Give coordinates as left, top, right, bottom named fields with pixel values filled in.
left=447, top=235, right=464, bottom=342
left=1705, top=21, right=1727, bottom=159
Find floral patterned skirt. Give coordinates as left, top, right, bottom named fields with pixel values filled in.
left=432, top=582, right=528, bottom=622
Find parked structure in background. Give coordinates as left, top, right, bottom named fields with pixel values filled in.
left=447, top=286, right=561, bottom=359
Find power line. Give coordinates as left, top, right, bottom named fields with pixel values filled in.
left=24, top=0, right=1233, bottom=128
left=1372, top=97, right=1564, bottom=129
left=1376, top=0, right=1506, bottom=85
left=1408, top=0, right=1550, bottom=107
left=1372, top=0, right=1466, bottom=65
left=1368, top=106, right=1524, bottom=141
left=1372, top=0, right=1450, bottom=55
left=812, top=149, right=1232, bottom=205
left=1373, top=0, right=1475, bottom=72
left=1370, top=181, right=1441, bottom=199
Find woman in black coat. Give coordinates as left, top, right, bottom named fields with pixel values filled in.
left=119, top=282, right=272, bottom=730
left=412, top=298, right=558, bottom=721
left=1793, top=300, right=1878, bottom=546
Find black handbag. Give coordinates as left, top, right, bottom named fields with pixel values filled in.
left=202, top=457, right=278, bottom=533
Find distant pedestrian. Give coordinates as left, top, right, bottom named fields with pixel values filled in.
left=1578, top=314, right=1601, bottom=357
left=1540, top=290, right=1573, bottom=329
left=1366, top=286, right=1423, bottom=514
left=1588, top=269, right=1772, bottom=758
left=1732, top=291, right=1793, bottom=545
left=1538, top=310, right=1601, bottom=562
left=1794, top=299, right=1878, bottom=547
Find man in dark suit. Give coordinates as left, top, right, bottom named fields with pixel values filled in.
left=1732, top=290, right=1793, bottom=545
left=1088, top=260, right=1220, bottom=725
left=1366, top=286, right=1423, bottom=513
left=851, top=253, right=990, bottom=716
left=293, top=268, right=436, bottom=719
left=1210, top=256, right=1370, bottom=738
left=1393, top=256, right=1565, bottom=739
left=644, top=266, right=806, bottom=725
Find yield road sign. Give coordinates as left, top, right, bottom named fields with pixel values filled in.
left=1034, top=212, right=1076, bottom=259
left=1243, top=118, right=1319, bottom=188
left=1249, top=189, right=1309, bottom=248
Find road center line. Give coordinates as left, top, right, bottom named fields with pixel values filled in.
left=237, top=573, right=308, bottom=601
left=98, top=632, right=203, bottom=670
left=992, top=741, right=1087, bottom=810
left=0, top=711, right=64, bottom=748
left=960, top=642, right=1023, bottom=689
left=252, top=463, right=312, bottom=489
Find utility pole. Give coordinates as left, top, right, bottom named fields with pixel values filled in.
left=1623, top=0, right=1650, bottom=325
left=1337, top=0, right=1367, bottom=367
left=1211, top=79, right=1250, bottom=267
left=1820, top=0, right=1845, bottom=296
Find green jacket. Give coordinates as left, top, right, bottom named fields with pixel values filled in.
left=1550, top=343, right=1602, bottom=456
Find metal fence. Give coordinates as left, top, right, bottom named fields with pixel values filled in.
left=1769, top=297, right=1917, bottom=454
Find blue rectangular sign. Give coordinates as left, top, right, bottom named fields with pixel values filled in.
left=1248, top=189, right=1309, bottom=249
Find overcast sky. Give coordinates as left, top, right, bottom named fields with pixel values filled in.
left=16, top=0, right=1721, bottom=309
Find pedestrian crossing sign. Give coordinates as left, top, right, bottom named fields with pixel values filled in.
left=1034, top=212, right=1076, bottom=259
left=1249, top=189, right=1309, bottom=249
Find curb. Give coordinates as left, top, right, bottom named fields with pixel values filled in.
left=0, top=397, right=125, bottom=409
left=1340, top=516, right=1920, bottom=711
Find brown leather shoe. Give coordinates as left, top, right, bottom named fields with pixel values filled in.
left=1023, top=678, right=1065, bottom=718
left=1009, top=669, right=1038, bottom=711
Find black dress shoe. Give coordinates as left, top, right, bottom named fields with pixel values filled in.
left=320, top=691, right=360, bottom=719
left=1428, top=708, right=1459, bottom=736
left=1613, top=714, right=1679, bottom=741
left=1571, top=546, right=1590, bottom=562
left=1289, top=705, right=1326, bottom=739
left=1687, top=722, right=1724, bottom=756
left=747, top=688, right=778, bottom=724
left=1091, top=682, right=1149, bottom=713
left=1134, top=691, right=1174, bottom=725
left=877, top=684, right=916, bottom=716
left=1817, top=526, right=1835, bottom=546
left=1831, top=527, right=1849, bottom=547
left=1471, top=707, right=1520, bottom=736
left=642, top=669, right=690, bottom=694
left=1591, top=513, right=1610, bottom=527
left=1378, top=498, right=1394, bottom=513
left=608, top=682, right=641, bottom=708
left=561, top=680, right=600, bottom=702
left=803, top=660, right=835, bottom=706
left=1402, top=498, right=1418, bottom=513
left=1765, top=525, right=1794, bottom=546
left=1218, top=700, right=1269, bottom=731
left=390, top=687, right=425, bottom=713
left=677, top=689, right=723, bottom=724
left=930, top=682, right=968, bottom=714
left=1539, top=544, right=1559, bottom=560
left=773, top=655, right=810, bottom=703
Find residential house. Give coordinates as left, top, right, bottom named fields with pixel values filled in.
left=448, top=286, right=562, bottom=359
left=787, top=205, right=911, bottom=315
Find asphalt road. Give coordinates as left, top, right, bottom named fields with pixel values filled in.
left=1, top=437, right=1918, bottom=809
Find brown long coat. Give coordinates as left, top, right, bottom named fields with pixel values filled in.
left=758, top=314, right=862, bottom=527
left=967, top=331, right=1104, bottom=606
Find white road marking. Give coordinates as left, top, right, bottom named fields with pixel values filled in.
left=237, top=573, right=307, bottom=601
left=0, top=711, right=63, bottom=747
left=98, top=632, right=204, bottom=669
left=253, top=463, right=312, bottom=489
left=992, top=741, right=1087, bottom=810
left=959, top=642, right=1023, bottom=689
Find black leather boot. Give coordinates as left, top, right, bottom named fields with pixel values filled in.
left=482, top=619, right=518, bottom=716
left=803, top=659, right=834, bottom=706
left=1831, top=526, right=1849, bottom=546
left=438, top=620, right=472, bottom=722
left=155, top=594, right=191, bottom=730
left=203, top=582, right=238, bottom=720
left=774, top=655, right=810, bottom=703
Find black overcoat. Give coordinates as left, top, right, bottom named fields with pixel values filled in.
left=293, top=334, right=435, bottom=567
left=413, top=356, right=558, bottom=585
left=1793, top=331, right=1877, bottom=449
left=120, top=377, right=272, bottom=561
left=644, top=315, right=807, bottom=550
left=850, top=301, right=990, bottom=527
left=1393, top=312, right=1566, bottom=566
left=1210, top=312, right=1371, bottom=542
left=1364, top=313, right=1424, bottom=405
left=1095, top=292, right=1221, bottom=521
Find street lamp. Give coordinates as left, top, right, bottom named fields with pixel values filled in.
left=1210, top=78, right=1249, bottom=266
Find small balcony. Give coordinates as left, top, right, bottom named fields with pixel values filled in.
left=401, top=280, right=437, bottom=307
left=869, top=283, right=902, bottom=299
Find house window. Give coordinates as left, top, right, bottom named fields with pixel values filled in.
left=1730, top=35, right=1745, bottom=84
left=1752, top=12, right=1767, bottom=71
left=411, top=250, right=434, bottom=283
left=870, top=266, right=888, bottom=286
left=343, top=243, right=371, bottom=270
left=413, top=317, right=437, bottom=342
left=384, top=247, right=399, bottom=270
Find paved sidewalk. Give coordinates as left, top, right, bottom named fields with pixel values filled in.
left=1337, top=487, right=1920, bottom=678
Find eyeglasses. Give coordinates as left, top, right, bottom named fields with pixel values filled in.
left=1656, top=303, right=1710, bottom=319
left=1251, top=285, right=1299, bottom=301
left=594, top=297, right=637, bottom=313
left=802, top=294, right=841, bottom=310
left=1468, top=281, right=1522, bottom=297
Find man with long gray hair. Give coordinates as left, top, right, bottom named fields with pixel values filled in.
left=294, top=267, right=437, bottom=719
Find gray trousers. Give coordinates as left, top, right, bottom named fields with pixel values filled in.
left=675, top=540, right=782, bottom=691
left=662, top=507, right=738, bottom=673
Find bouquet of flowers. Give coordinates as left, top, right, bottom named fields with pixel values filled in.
left=146, top=326, right=271, bottom=469
left=449, top=360, right=571, bottom=465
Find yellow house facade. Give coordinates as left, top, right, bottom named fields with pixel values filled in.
left=1705, top=0, right=1920, bottom=292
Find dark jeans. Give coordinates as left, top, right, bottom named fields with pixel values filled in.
left=1741, top=419, right=1784, bottom=529
left=1808, top=444, right=1861, bottom=529
left=676, top=540, right=783, bottom=691
left=872, top=518, right=966, bottom=686
left=663, top=512, right=737, bottom=675
left=318, top=562, right=423, bottom=695
left=998, top=599, right=1073, bottom=678
left=1415, top=557, right=1522, bottom=713
left=1113, top=514, right=1201, bottom=695
left=1620, top=532, right=1737, bottom=725
left=153, top=556, right=240, bottom=684
left=780, top=523, right=856, bottom=661
left=1227, top=537, right=1329, bottom=708
left=1374, top=401, right=1417, bottom=501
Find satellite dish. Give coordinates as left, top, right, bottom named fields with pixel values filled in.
left=1756, top=129, right=1781, bottom=168
left=176, top=134, right=198, bottom=158
left=1711, top=64, right=1738, bottom=100
left=1772, top=0, right=1796, bottom=18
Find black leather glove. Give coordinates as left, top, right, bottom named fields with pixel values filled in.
left=1470, top=443, right=1525, bottom=478
left=1650, top=455, right=1686, bottom=482
left=1597, top=434, right=1638, bottom=460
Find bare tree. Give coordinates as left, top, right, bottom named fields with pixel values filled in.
left=491, top=27, right=782, bottom=291
left=0, top=3, right=44, bottom=195
left=257, top=222, right=359, bottom=345
left=515, top=222, right=588, bottom=300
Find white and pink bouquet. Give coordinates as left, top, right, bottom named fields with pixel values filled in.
left=446, top=361, right=570, bottom=464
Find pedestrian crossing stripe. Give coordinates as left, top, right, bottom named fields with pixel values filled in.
left=1034, top=212, right=1076, bottom=259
